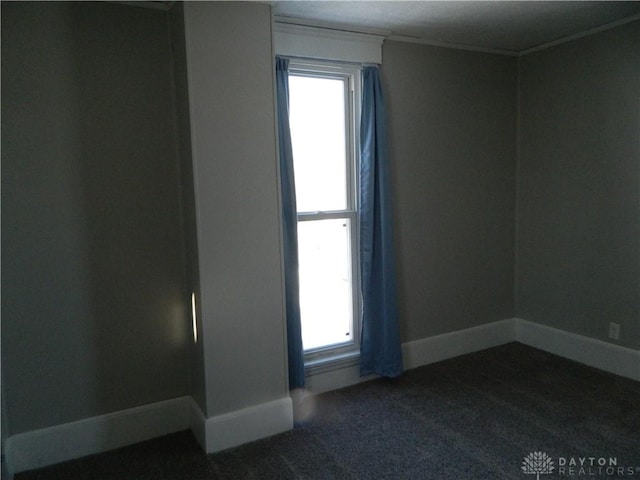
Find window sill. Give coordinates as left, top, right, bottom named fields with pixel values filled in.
left=304, top=350, right=360, bottom=376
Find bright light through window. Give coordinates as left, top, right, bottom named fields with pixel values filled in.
left=297, top=218, right=354, bottom=350
left=288, top=65, right=360, bottom=356
left=289, top=75, right=347, bottom=213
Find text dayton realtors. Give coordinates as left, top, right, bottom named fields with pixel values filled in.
left=557, top=457, right=636, bottom=476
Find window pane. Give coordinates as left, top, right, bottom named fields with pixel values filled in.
left=297, top=218, right=354, bottom=351
left=289, top=75, right=347, bottom=213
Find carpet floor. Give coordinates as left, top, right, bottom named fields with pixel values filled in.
left=16, top=343, right=640, bottom=479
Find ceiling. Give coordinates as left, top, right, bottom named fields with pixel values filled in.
left=272, top=1, right=640, bottom=55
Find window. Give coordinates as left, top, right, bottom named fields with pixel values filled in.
left=288, top=61, right=361, bottom=363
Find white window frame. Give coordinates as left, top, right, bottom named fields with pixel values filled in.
left=288, top=59, right=363, bottom=369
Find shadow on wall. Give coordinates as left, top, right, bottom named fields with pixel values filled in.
left=1, top=1, right=189, bottom=441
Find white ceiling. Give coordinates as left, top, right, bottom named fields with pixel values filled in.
left=273, top=1, right=640, bottom=55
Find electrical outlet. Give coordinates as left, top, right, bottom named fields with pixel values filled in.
left=608, top=322, right=620, bottom=340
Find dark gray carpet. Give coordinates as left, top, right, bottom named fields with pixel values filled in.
left=17, top=343, right=640, bottom=479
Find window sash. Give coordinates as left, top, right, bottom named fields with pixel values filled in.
left=288, top=62, right=362, bottom=362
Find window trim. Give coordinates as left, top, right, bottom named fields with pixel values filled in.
left=288, top=60, right=363, bottom=367
left=274, top=22, right=384, bottom=65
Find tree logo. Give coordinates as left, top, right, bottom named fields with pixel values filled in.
left=522, top=451, right=555, bottom=479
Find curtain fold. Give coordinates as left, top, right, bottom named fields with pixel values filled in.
left=275, top=57, right=305, bottom=389
left=359, top=66, right=404, bottom=378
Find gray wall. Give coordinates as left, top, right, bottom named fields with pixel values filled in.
left=182, top=2, right=289, bottom=417
left=1, top=2, right=189, bottom=434
left=382, top=41, right=518, bottom=342
left=516, top=21, right=640, bottom=350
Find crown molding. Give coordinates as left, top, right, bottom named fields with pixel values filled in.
left=110, top=1, right=175, bottom=11
left=519, top=13, right=640, bottom=56
left=386, top=34, right=519, bottom=57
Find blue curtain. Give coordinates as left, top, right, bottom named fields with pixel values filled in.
left=275, top=57, right=305, bottom=390
left=359, top=66, right=403, bottom=378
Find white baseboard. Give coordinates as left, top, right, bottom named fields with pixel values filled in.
left=188, top=397, right=207, bottom=452
left=304, top=319, right=516, bottom=394
left=191, top=396, right=293, bottom=453
left=5, top=396, right=191, bottom=474
left=401, top=318, right=639, bottom=382
left=6, top=394, right=294, bottom=474
left=6, top=318, right=637, bottom=474
left=515, top=318, right=640, bottom=382
left=402, top=318, right=516, bottom=370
